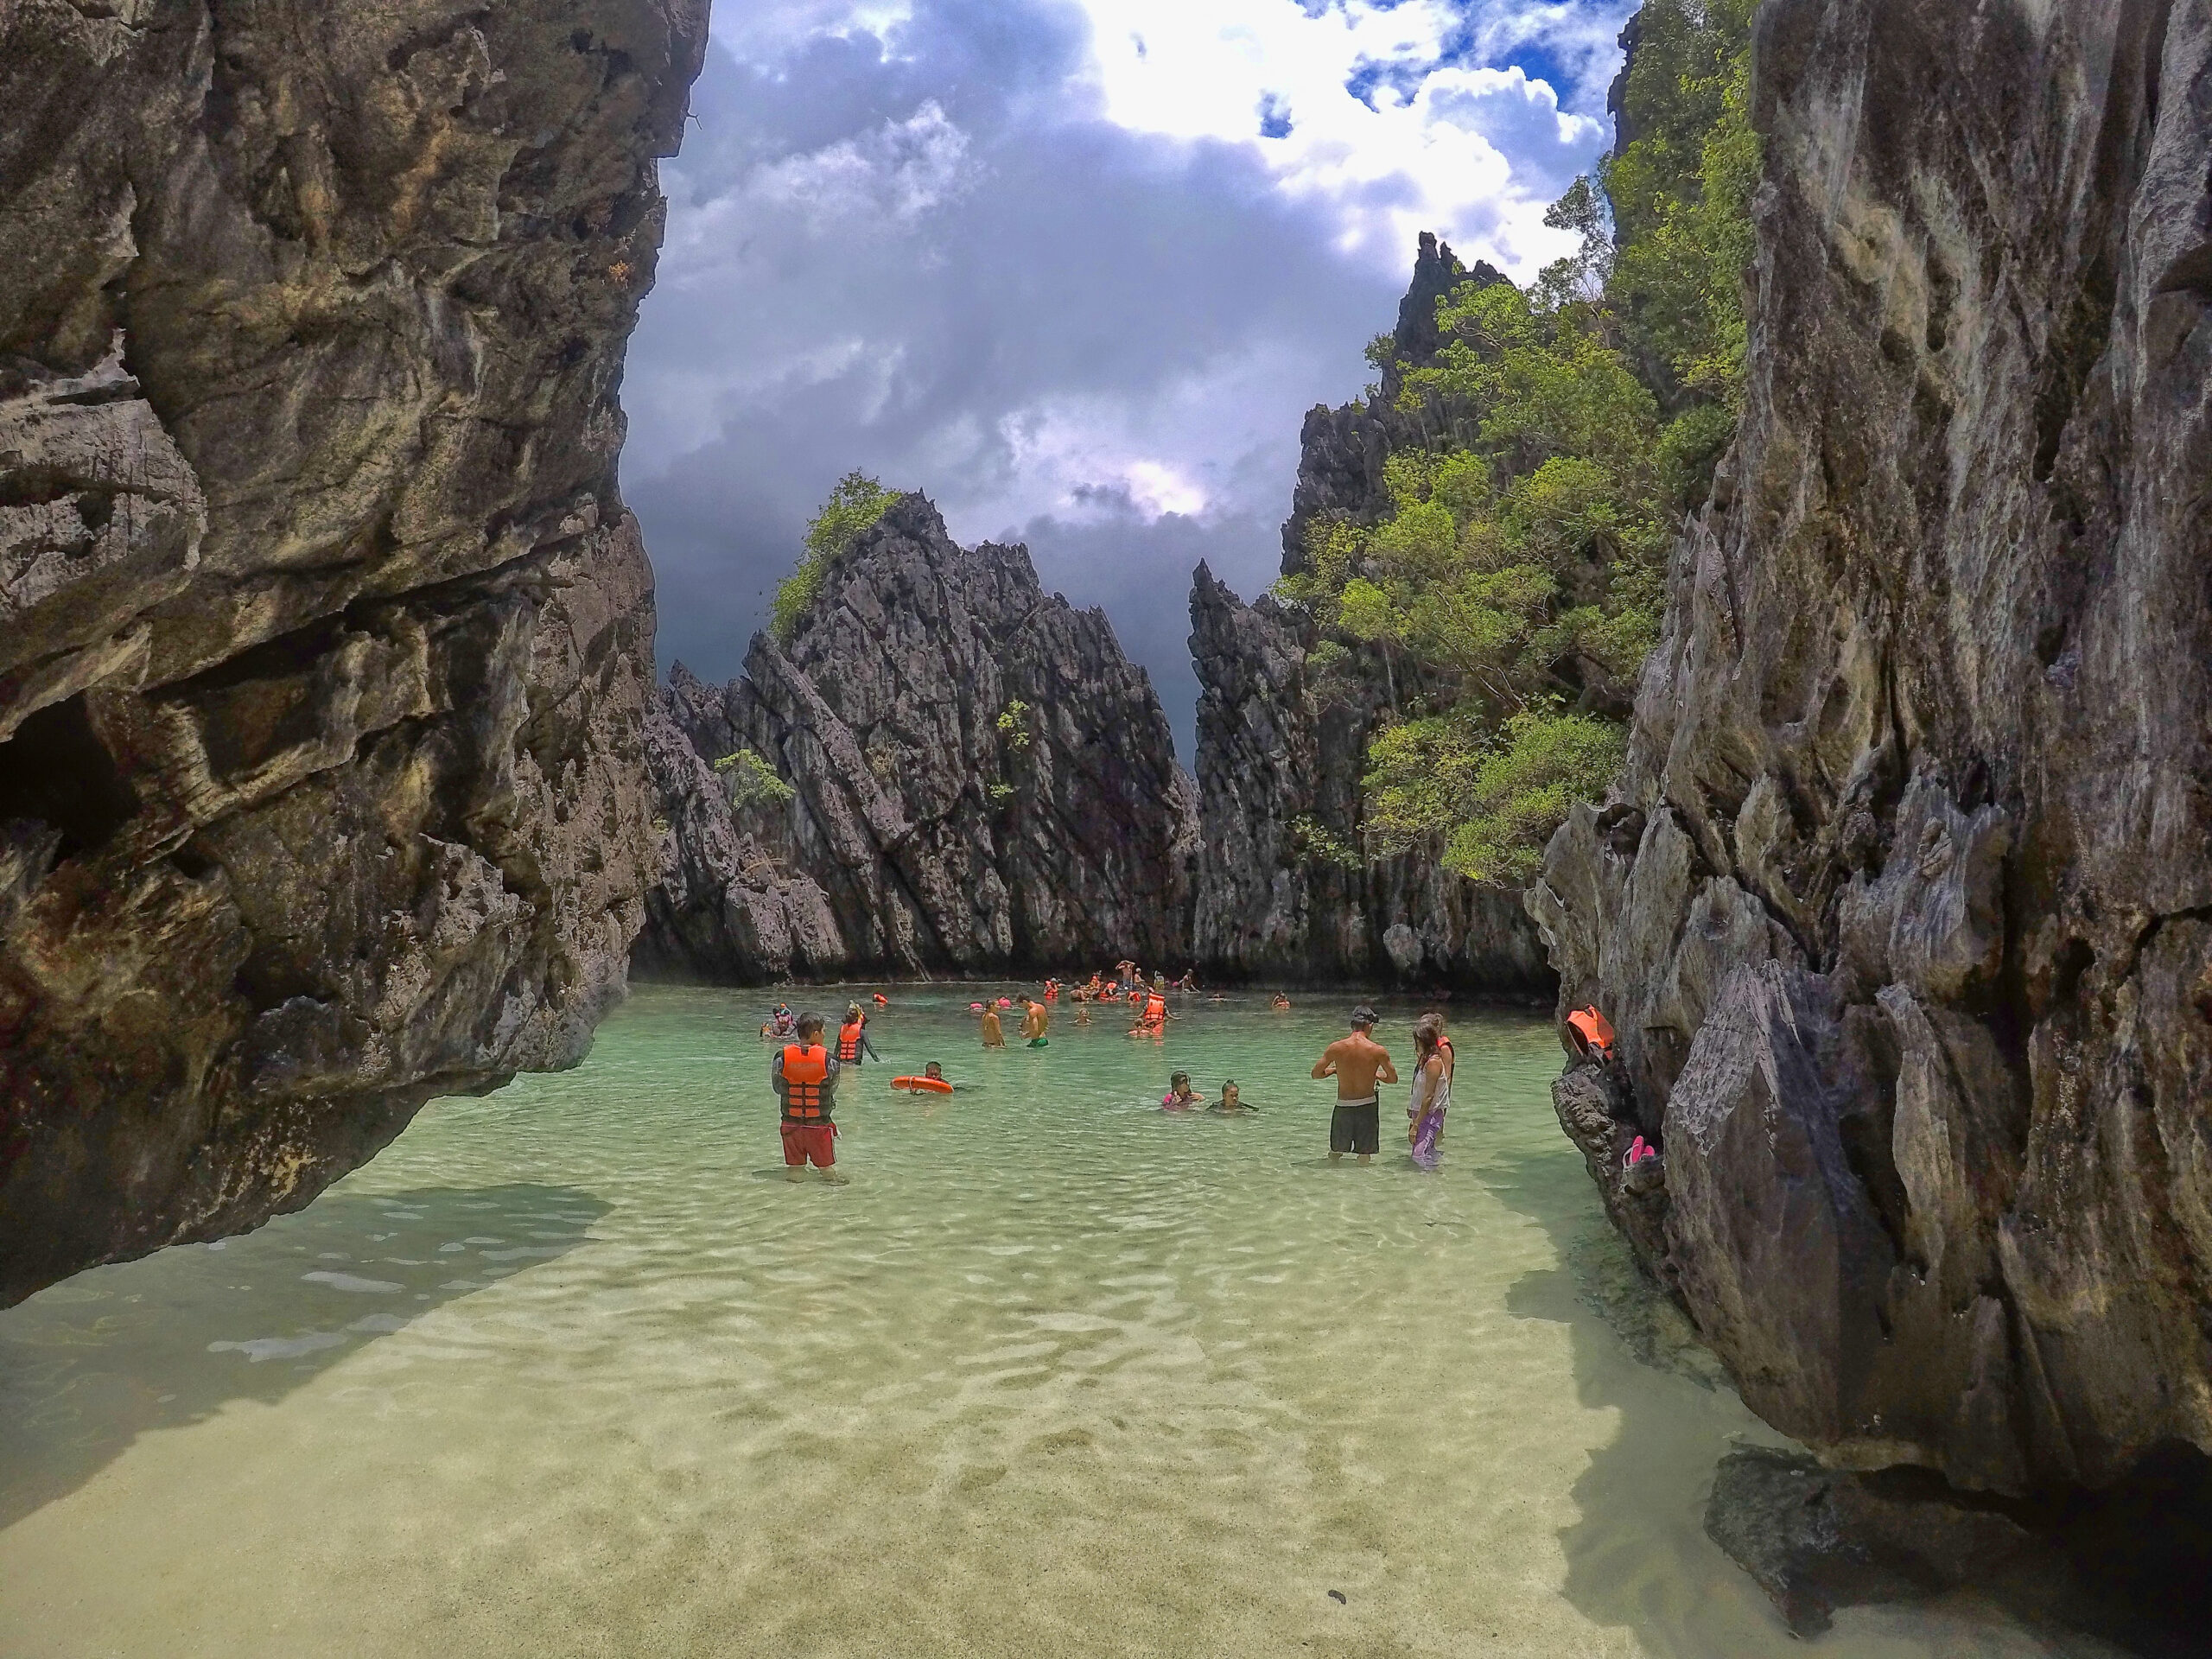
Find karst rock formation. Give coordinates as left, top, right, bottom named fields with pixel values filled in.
left=1185, top=236, right=1554, bottom=992
left=1530, top=0, right=2212, bottom=1499
left=640, top=495, right=1198, bottom=981
left=0, top=1, right=707, bottom=1305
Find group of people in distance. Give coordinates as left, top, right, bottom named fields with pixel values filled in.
left=760, top=982, right=1459, bottom=1183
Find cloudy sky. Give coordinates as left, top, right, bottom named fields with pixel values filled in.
left=621, top=0, right=1633, bottom=757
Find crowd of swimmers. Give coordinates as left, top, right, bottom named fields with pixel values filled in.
left=760, top=973, right=1462, bottom=1181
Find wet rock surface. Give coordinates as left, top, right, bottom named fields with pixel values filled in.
left=1705, top=1442, right=2212, bottom=1656
left=641, top=496, right=1196, bottom=982
left=1185, top=234, right=1552, bottom=995
left=0, top=0, right=706, bottom=1304
left=1529, top=0, right=2212, bottom=1500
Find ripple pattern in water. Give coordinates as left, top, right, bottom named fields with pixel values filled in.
left=0, top=987, right=2103, bottom=1656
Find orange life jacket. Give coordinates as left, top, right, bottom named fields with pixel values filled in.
left=1566, top=1007, right=1617, bottom=1061
left=782, top=1043, right=829, bottom=1119
left=837, top=1020, right=864, bottom=1063
left=1143, top=993, right=1166, bottom=1024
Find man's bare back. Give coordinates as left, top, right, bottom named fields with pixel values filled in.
left=1313, top=1031, right=1396, bottom=1098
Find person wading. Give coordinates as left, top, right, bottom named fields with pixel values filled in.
left=774, top=1013, right=847, bottom=1184
left=1311, top=1005, right=1396, bottom=1165
left=837, top=1003, right=880, bottom=1067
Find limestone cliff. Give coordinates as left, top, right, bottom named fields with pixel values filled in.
left=1186, top=236, right=1553, bottom=992
left=1529, top=0, right=2212, bottom=1498
left=639, top=495, right=1196, bottom=980
left=0, top=0, right=706, bottom=1305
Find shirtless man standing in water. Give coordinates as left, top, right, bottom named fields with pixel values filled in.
left=1312, top=1005, right=1397, bottom=1164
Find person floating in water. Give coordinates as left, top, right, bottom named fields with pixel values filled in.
left=981, top=1005, right=1006, bottom=1048
left=1023, top=997, right=1051, bottom=1047
left=1270, top=993, right=1291, bottom=1011
left=838, top=1003, right=880, bottom=1067
left=1407, top=1012, right=1453, bottom=1170
left=1210, top=1080, right=1256, bottom=1115
left=773, top=1013, right=846, bottom=1184
left=1313, top=1005, right=1396, bottom=1165
left=1161, top=1071, right=1200, bottom=1110
left=761, top=1003, right=797, bottom=1040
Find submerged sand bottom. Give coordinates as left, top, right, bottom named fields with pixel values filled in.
left=0, top=988, right=2111, bottom=1656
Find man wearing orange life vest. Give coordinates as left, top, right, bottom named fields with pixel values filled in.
left=774, top=1013, right=846, bottom=1183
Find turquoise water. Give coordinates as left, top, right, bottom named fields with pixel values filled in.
left=0, top=987, right=2100, bottom=1656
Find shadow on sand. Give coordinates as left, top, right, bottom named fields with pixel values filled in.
left=0, top=1182, right=607, bottom=1533
left=1491, top=1130, right=2209, bottom=1658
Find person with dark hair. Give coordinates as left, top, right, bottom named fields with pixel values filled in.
left=1408, top=1013, right=1454, bottom=1170
left=1311, top=1005, right=1396, bottom=1164
left=1161, top=1071, right=1200, bottom=1110
left=772, top=1012, right=845, bottom=1184
left=837, top=1003, right=880, bottom=1066
left=1209, top=1080, right=1256, bottom=1115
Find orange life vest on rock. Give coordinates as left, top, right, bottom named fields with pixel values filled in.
left=1567, top=1007, right=1617, bottom=1062
left=782, top=1043, right=829, bottom=1119
left=838, top=1020, right=864, bottom=1063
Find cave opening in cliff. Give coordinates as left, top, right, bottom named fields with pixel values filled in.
left=0, top=695, right=139, bottom=861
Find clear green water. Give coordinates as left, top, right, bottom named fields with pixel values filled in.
left=0, top=987, right=2096, bottom=1656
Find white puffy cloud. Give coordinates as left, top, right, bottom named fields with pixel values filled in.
left=1071, top=0, right=1617, bottom=273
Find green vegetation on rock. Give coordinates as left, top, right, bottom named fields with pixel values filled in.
left=1275, top=0, right=1758, bottom=885
left=713, top=747, right=797, bottom=810
left=772, top=471, right=900, bottom=640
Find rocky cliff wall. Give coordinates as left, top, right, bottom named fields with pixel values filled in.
left=1185, top=235, right=1554, bottom=993
left=1188, top=566, right=1553, bottom=988
left=1529, top=0, right=2212, bottom=1497
left=0, top=0, right=706, bottom=1305
left=639, top=496, right=1197, bottom=981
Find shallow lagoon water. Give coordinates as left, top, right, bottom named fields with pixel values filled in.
left=0, top=986, right=2107, bottom=1656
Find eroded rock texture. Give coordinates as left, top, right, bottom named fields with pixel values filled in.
left=1188, top=566, right=1551, bottom=988
left=640, top=496, right=1196, bottom=981
left=1529, top=0, right=2212, bottom=1496
left=1186, top=234, right=1552, bottom=992
left=0, top=0, right=706, bottom=1305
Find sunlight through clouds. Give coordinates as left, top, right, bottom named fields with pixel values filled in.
left=1074, top=0, right=1613, bottom=271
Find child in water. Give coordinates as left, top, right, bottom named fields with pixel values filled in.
left=1270, top=993, right=1291, bottom=1010
left=1161, top=1071, right=1200, bottom=1110
left=981, top=1006, right=1006, bottom=1048
left=1209, top=1080, right=1257, bottom=1115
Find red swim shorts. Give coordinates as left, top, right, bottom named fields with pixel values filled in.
left=780, top=1122, right=836, bottom=1167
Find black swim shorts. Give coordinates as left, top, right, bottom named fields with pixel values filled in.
left=1330, top=1098, right=1380, bottom=1155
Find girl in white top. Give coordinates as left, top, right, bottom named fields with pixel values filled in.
left=1408, top=1013, right=1453, bottom=1170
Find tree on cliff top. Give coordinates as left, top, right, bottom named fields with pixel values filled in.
left=1274, top=0, right=1758, bottom=886
left=772, top=472, right=900, bottom=640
